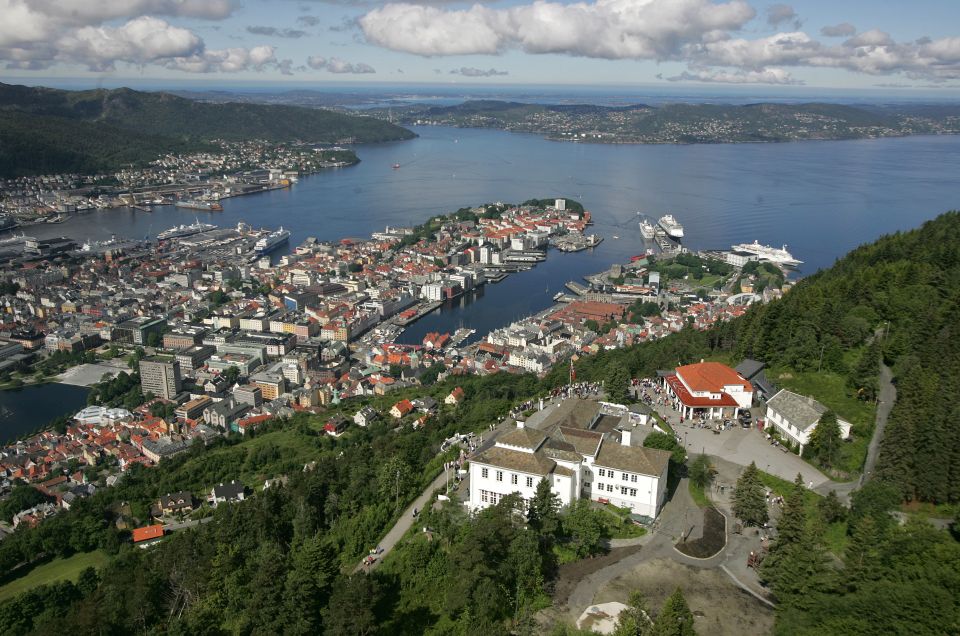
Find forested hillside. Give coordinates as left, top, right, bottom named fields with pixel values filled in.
left=0, top=83, right=414, bottom=177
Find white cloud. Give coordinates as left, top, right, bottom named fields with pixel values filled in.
left=450, top=66, right=508, bottom=76
left=307, top=56, right=376, bottom=73
left=359, top=0, right=756, bottom=59
left=820, top=22, right=855, bottom=38
left=59, top=17, right=202, bottom=70
left=666, top=67, right=802, bottom=84
left=166, top=45, right=287, bottom=73
left=766, top=4, right=800, bottom=30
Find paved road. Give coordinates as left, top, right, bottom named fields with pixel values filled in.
left=861, top=362, right=895, bottom=485
left=357, top=469, right=449, bottom=573
left=162, top=516, right=214, bottom=532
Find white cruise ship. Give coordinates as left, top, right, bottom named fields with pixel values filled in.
left=658, top=214, right=684, bottom=239
left=157, top=220, right=216, bottom=240
left=254, top=227, right=291, bottom=254
left=731, top=240, right=802, bottom=267
left=639, top=219, right=656, bottom=239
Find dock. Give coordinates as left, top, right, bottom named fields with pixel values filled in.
left=449, top=328, right=476, bottom=348
left=565, top=281, right=590, bottom=295
left=394, top=301, right=442, bottom=327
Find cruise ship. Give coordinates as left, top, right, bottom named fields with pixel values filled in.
left=254, top=227, right=291, bottom=254
left=639, top=219, right=656, bottom=239
left=157, top=220, right=217, bottom=241
left=658, top=214, right=684, bottom=239
left=731, top=240, right=803, bottom=267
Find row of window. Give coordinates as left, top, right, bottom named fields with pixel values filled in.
left=596, top=483, right=639, bottom=497
left=480, top=467, right=535, bottom=488
left=597, top=467, right=639, bottom=482
left=479, top=490, right=504, bottom=505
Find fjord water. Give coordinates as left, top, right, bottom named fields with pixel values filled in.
left=21, top=126, right=960, bottom=344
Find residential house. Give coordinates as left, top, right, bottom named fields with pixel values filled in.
left=210, top=480, right=247, bottom=507
left=354, top=407, right=378, bottom=427
left=158, top=491, right=195, bottom=516
left=445, top=386, right=465, bottom=406
left=132, top=524, right=165, bottom=547
left=765, top=389, right=852, bottom=454
left=390, top=399, right=414, bottom=419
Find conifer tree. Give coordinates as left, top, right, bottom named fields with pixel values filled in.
left=732, top=462, right=768, bottom=527
left=807, top=411, right=842, bottom=469
left=651, top=588, right=697, bottom=636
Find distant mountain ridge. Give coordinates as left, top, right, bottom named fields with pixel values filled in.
left=0, top=83, right=415, bottom=178
left=370, top=99, right=960, bottom=144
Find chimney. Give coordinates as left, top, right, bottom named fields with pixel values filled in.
left=620, top=429, right=631, bottom=446
left=516, top=420, right=525, bottom=429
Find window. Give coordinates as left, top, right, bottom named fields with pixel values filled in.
left=481, top=468, right=489, bottom=479
left=526, top=476, right=533, bottom=488
left=622, top=472, right=629, bottom=481
left=629, top=488, right=638, bottom=497
left=598, top=468, right=606, bottom=477
left=607, top=484, right=614, bottom=492
left=496, top=470, right=503, bottom=482
left=511, top=473, right=518, bottom=485
left=631, top=474, right=638, bottom=483
left=481, top=491, right=489, bottom=503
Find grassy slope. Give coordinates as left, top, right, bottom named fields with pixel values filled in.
left=0, top=551, right=109, bottom=602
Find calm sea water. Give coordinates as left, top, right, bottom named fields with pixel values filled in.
left=14, top=127, right=960, bottom=348
left=0, top=383, right=89, bottom=442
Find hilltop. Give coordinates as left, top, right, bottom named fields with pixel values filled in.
left=0, top=83, right=415, bottom=177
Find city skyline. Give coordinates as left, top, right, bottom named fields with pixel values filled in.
left=1, top=0, right=960, bottom=91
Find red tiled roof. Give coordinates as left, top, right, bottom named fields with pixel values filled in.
left=666, top=374, right=738, bottom=407
left=132, top=524, right=164, bottom=543
left=676, top=362, right=751, bottom=393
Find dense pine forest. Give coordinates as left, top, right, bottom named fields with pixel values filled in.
left=1, top=213, right=959, bottom=634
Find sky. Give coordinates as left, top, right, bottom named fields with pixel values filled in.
left=3, top=0, right=960, bottom=91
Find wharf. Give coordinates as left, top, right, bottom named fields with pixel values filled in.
left=449, top=328, right=476, bottom=348
left=565, top=281, right=590, bottom=295
left=394, top=301, right=443, bottom=326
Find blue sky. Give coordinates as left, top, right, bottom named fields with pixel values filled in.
left=3, top=0, right=960, bottom=90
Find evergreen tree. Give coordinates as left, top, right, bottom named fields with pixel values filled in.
left=807, top=411, right=842, bottom=469
left=613, top=590, right=653, bottom=636
left=528, top=477, right=561, bottom=542
left=731, top=462, right=768, bottom=527
left=687, top=454, right=714, bottom=490
left=842, top=515, right=886, bottom=590
left=650, top=588, right=697, bottom=636
left=777, top=474, right=809, bottom=546
left=324, top=573, right=379, bottom=636
left=818, top=490, right=846, bottom=524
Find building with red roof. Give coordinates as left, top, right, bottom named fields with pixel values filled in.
left=663, top=361, right=753, bottom=420
left=132, top=524, right=165, bottom=546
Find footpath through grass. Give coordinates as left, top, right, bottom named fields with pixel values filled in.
left=0, top=550, right=109, bottom=602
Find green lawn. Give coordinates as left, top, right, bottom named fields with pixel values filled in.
left=767, top=365, right=876, bottom=476
left=689, top=481, right=710, bottom=508
left=0, top=550, right=109, bottom=602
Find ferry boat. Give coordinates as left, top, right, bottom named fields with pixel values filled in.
left=731, top=240, right=803, bottom=267
left=658, top=215, right=684, bottom=239
left=157, top=220, right=217, bottom=241
left=254, top=227, right=291, bottom=254
left=175, top=199, right=223, bottom=212
left=639, top=219, right=656, bottom=239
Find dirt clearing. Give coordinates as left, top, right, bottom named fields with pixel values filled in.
left=591, top=558, right=774, bottom=635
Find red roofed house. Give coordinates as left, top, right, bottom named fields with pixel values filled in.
left=664, top=361, right=753, bottom=420
left=132, top=524, right=165, bottom=547
left=445, top=386, right=465, bottom=406
left=390, top=399, right=414, bottom=419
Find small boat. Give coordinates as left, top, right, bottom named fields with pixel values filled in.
left=392, top=163, right=401, bottom=169
left=612, top=235, right=620, bottom=240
